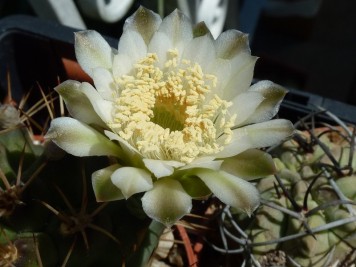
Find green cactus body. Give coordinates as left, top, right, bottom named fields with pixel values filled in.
left=242, top=125, right=356, bottom=266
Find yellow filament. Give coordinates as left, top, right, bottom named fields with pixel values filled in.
left=110, top=50, right=235, bottom=163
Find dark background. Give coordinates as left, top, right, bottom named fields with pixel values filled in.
left=250, top=0, right=356, bottom=107
left=1, top=0, right=355, bottom=106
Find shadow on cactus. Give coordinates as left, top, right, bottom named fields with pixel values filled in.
left=206, top=110, right=356, bottom=267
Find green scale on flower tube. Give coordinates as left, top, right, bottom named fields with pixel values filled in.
left=110, top=49, right=236, bottom=163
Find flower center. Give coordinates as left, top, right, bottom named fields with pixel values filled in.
left=110, top=50, right=235, bottom=163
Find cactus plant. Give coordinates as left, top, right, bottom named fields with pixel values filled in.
left=6, top=4, right=355, bottom=267
left=207, top=111, right=356, bottom=266
left=0, top=5, right=293, bottom=266
left=0, top=75, right=162, bottom=266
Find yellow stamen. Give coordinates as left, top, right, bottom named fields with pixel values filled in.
left=110, top=50, right=235, bottom=163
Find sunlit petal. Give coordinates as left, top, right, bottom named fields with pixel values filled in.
left=112, top=53, right=133, bottom=80
left=92, top=67, right=116, bottom=100
left=55, top=80, right=105, bottom=127
left=179, top=157, right=222, bottom=171
left=80, top=82, right=113, bottom=123
left=217, top=119, right=295, bottom=158
left=244, top=80, right=288, bottom=124
left=224, top=55, right=258, bottom=99
left=148, top=32, right=173, bottom=69
left=118, top=30, right=147, bottom=63
left=75, top=30, right=113, bottom=76
left=45, top=117, right=122, bottom=157
left=230, top=91, right=264, bottom=126
left=157, top=9, right=193, bottom=55
left=111, top=167, right=153, bottom=199
left=143, top=159, right=184, bottom=178
left=123, top=6, right=162, bottom=45
left=206, top=58, right=231, bottom=96
left=215, top=29, right=250, bottom=59
left=182, top=34, right=216, bottom=71
left=141, top=179, right=192, bottom=226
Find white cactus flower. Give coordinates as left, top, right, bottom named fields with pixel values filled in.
left=45, top=6, right=294, bottom=226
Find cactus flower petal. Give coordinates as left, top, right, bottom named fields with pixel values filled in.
left=206, top=58, right=231, bottom=92
left=215, top=30, right=255, bottom=98
left=75, top=30, right=113, bottom=76
left=111, top=167, right=153, bottom=199
left=123, top=6, right=162, bottom=45
left=182, top=35, right=216, bottom=70
left=45, top=117, right=121, bottom=157
left=179, top=157, right=222, bottom=171
left=104, top=130, right=141, bottom=161
left=142, top=179, right=192, bottom=227
left=214, top=30, right=250, bottom=60
left=143, top=159, right=184, bottom=178
left=147, top=32, right=173, bottom=69
left=225, top=56, right=258, bottom=99
left=80, top=82, right=113, bottom=124
left=112, top=53, right=133, bottom=79
left=229, top=91, right=265, bottom=126
left=92, top=67, right=116, bottom=100
left=217, top=119, right=295, bottom=158
left=195, top=169, right=260, bottom=215
left=245, top=80, right=288, bottom=124
left=92, top=164, right=124, bottom=201
left=221, top=149, right=276, bottom=180
left=118, top=30, right=147, bottom=64
left=55, top=80, right=105, bottom=127
left=156, top=9, right=193, bottom=55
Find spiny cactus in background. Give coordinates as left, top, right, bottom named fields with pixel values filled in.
left=0, top=81, right=158, bottom=267
left=211, top=110, right=356, bottom=267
